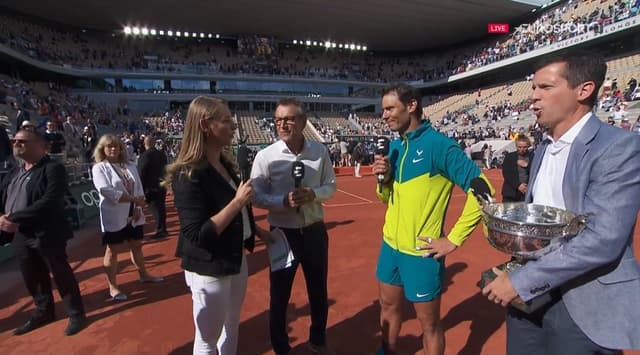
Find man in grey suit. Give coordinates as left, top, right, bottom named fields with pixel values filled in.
left=482, top=52, right=640, bottom=354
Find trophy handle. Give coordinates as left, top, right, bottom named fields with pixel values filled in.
left=564, top=213, right=590, bottom=236
left=475, top=192, right=495, bottom=208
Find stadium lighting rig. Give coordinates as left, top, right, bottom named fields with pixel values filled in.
left=122, top=24, right=366, bottom=51
left=122, top=25, right=219, bottom=40
left=292, top=38, right=367, bottom=51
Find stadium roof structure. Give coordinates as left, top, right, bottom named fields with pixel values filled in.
left=0, top=0, right=541, bottom=52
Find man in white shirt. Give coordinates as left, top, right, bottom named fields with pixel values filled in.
left=250, top=98, right=336, bottom=355
left=482, top=52, right=640, bottom=354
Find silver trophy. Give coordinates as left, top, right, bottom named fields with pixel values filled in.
left=477, top=199, right=587, bottom=313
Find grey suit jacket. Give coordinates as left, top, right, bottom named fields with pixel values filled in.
left=511, top=114, right=640, bottom=349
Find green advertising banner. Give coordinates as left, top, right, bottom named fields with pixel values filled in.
left=65, top=181, right=99, bottom=229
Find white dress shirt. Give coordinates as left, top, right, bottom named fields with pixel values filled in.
left=250, top=139, right=336, bottom=228
left=92, top=161, right=146, bottom=232
left=532, top=113, right=592, bottom=209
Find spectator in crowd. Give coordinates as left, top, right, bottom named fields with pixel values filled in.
left=0, top=111, right=9, bottom=129
left=44, top=120, right=65, bottom=161
left=165, top=96, right=272, bottom=355
left=0, top=129, right=86, bottom=336
left=371, top=83, right=493, bottom=355
left=91, top=134, right=164, bottom=302
left=251, top=97, right=337, bottom=355
left=0, top=119, right=12, bottom=167
left=339, top=139, right=349, bottom=167
left=13, top=103, right=29, bottom=130
left=482, top=144, right=492, bottom=169
left=81, top=119, right=98, bottom=162
left=612, top=104, right=627, bottom=121
left=352, top=141, right=365, bottom=178
left=501, top=135, right=533, bottom=202
left=81, top=127, right=96, bottom=162
left=482, top=53, right=640, bottom=354
left=122, top=133, right=136, bottom=163
left=138, top=135, right=168, bottom=239
left=62, top=116, right=80, bottom=157
left=62, top=116, right=77, bottom=138
left=84, top=118, right=97, bottom=139
left=21, top=120, right=36, bottom=132
left=329, top=142, right=342, bottom=168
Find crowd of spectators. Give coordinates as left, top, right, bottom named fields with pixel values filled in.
left=0, top=76, right=188, bottom=168
left=454, top=0, right=640, bottom=75
left=1, top=0, right=638, bottom=83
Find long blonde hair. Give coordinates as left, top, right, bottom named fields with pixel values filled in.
left=93, top=134, right=127, bottom=163
left=163, top=96, right=238, bottom=188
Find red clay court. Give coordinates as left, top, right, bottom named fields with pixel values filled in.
left=1, top=170, right=639, bottom=355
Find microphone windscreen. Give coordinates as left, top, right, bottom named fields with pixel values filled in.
left=375, top=137, right=390, bottom=156
left=291, top=161, right=305, bottom=179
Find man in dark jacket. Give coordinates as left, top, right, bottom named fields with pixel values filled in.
left=0, top=130, right=86, bottom=336
left=501, top=135, right=533, bottom=202
left=138, top=136, right=168, bottom=238
left=44, top=120, right=66, bottom=161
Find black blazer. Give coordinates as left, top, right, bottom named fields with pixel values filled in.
left=172, top=160, right=255, bottom=277
left=137, top=147, right=167, bottom=197
left=0, top=155, right=73, bottom=245
left=501, top=151, right=533, bottom=202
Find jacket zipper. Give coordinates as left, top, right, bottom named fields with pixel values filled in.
left=395, top=137, right=410, bottom=251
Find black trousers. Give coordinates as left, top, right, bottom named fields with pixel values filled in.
left=506, top=297, right=622, bottom=355
left=269, top=222, right=329, bottom=354
left=13, top=235, right=85, bottom=319
left=147, top=188, right=167, bottom=232
left=502, top=195, right=525, bottom=203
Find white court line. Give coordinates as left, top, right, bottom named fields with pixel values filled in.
left=323, top=201, right=373, bottom=208
left=336, top=188, right=373, bottom=203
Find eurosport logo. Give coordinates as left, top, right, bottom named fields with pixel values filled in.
left=519, top=22, right=602, bottom=35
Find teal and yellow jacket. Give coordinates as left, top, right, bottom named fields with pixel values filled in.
left=376, top=121, right=493, bottom=256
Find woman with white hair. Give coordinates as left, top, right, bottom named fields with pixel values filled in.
left=92, top=134, right=163, bottom=301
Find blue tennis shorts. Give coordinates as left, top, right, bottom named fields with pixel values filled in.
left=376, top=240, right=444, bottom=302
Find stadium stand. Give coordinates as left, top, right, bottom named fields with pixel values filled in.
left=1, top=0, right=638, bottom=83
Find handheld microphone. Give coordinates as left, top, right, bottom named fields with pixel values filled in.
left=291, top=161, right=305, bottom=212
left=375, top=137, right=390, bottom=192
left=240, top=167, right=250, bottom=183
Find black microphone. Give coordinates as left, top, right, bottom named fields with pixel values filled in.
left=375, top=137, right=390, bottom=192
left=291, top=161, right=305, bottom=212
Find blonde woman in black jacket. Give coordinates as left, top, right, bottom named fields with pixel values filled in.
left=164, top=96, right=271, bottom=355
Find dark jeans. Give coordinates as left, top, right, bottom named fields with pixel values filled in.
left=507, top=297, right=622, bottom=355
left=13, top=235, right=85, bottom=320
left=269, top=222, right=329, bottom=354
left=147, top=188, right=167, bottom=232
